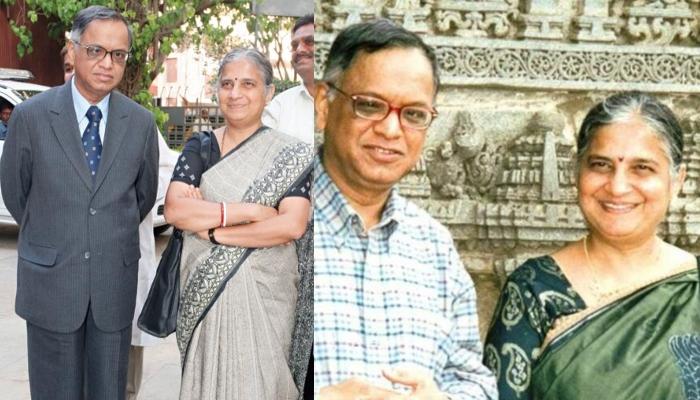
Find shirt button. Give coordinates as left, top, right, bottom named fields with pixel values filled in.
left=89, top=208, right=97, bottom=215
left=84, top=252, right=90, bottom=260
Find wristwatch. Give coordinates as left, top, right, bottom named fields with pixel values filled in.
left=208, top=228, right=221, bottom=245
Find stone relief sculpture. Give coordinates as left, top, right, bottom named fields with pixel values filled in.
left=316, top=0, right=700, bottom=333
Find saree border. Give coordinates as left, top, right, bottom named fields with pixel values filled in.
left=541, top=262, right=698, bottom=351
left=176, top=141, right=314, bottom=366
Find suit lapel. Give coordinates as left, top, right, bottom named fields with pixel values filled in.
left=48, top=83, right=93, bottom=190
left=94, top=92, right=129, bottom=191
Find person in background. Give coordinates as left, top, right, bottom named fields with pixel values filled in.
left=484, top=92, right=699, bottom=399
left=0, top=103, right=13, bottom=139
left=262, top=14, right=314, bottom=144
left=313, top=19, right=497, bottom=399
left=61, top=43, right=75, bottom=83
left=1, top=6, right=159, bottom=399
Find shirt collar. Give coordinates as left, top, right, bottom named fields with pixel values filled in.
left=314, top=153, right=403, bottom=240
left=71, top=76, right=110, bottom=123
left=299, top=84, right=312, bottom=101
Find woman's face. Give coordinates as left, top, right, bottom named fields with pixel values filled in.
left=578, top=117, right=684, bottom=245
left=217, top=58, right=272, bottom=127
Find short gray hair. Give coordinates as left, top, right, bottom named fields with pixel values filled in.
left=69, top=6, right=132, bottom=48
left=322, top=19, right=439, bottom=97
left=576, top=91, right=684, bottom=174
left=216, top=48, right=273, bottom=93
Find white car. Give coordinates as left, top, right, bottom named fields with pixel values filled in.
left=0, top=71, right=177, bottom=234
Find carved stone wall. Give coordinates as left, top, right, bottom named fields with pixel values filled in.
left=315, top=0, right=700, bottom=335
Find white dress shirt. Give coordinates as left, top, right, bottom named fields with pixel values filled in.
left=262, top=84, right=314, bottom=144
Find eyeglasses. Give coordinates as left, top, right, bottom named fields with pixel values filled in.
left=291, top=35, right=314, bottom=51
left=72, top=41, right=130, bottom=64
left=326, top=83, right=437, bottom=130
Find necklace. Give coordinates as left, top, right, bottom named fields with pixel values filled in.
left=583, top=235, right=664, bottom=300
left=582, top=235, right=603, bottom=297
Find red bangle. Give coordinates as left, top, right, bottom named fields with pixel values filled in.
left=219, top=202, right=224, bottom=227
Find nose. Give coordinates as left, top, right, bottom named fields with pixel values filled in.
left=607, top=168, right=632, bottom=196
left=227, top=83, right=243, bottom=99
left=374, top=108, right=402, bottom=140
left=98, top=52, right=114, bottom=68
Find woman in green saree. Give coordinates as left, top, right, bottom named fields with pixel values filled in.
left=484, top=92, right=700, bottom=400
left=164, top=48, right=313, bottom=399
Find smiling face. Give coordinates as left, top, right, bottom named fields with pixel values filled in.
left=217, top=58, right=272, bottom=129
left=577, top=117, right=685, bottom=245
left=316, top=47, right=435, bottom=197
left=291, top=23, right=314, bottom=84
left=73, top=19, right=129, bottom=104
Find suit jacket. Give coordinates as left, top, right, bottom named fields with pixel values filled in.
left=0, top=82, right=159, bottom=333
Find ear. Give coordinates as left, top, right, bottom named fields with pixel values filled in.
left=672, top=163, right=687, bottom=200
left=265, top=84, right=275, bottom=103
left=315, top=81, right=329, bottom=131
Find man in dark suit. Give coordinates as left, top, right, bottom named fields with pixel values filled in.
left=0, top=6, right=158, bottom=399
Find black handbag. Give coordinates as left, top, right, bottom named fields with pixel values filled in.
left=137, top=131, right=213, bottom=337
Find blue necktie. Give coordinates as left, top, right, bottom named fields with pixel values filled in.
left=82, top=106, right=103, bottom=180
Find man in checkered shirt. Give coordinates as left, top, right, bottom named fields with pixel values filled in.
left=313, top=19, right=497, bottom=400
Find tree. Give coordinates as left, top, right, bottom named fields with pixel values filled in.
left=5, top=0, right=281, bottom=127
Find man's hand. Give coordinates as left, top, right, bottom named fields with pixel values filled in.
left=318, top=377, right=402, bottom=400
left=382, top=367, right=448, bottom=400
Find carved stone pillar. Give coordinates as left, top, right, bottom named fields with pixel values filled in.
left=521, top=0, right=568, bottom=40
left=573, top=0, right=618, bottom=42
left=331, top=0, right=380, bottom=31
left=385, top=0, right=432, bottom=33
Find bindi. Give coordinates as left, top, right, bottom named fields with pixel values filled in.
left=617, top=156, right=624, bottom=162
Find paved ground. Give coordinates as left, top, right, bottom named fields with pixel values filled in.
left=0, top=224, right=180, bottom=399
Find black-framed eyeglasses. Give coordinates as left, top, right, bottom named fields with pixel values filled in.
left=72, top=41, right=130, bottom=64
left=326, top=82, right=437, bottom=130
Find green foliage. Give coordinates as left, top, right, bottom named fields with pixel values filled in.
left=9, top=21, right=32, bottom=57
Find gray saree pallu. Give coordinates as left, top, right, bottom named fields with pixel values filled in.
left=176, top=128, right=313, bottom=400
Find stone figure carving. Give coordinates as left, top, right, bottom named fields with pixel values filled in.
left=425, top=113, right=504, bottom=198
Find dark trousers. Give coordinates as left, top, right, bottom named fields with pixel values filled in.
left=26, top=306, right=131, bottom=400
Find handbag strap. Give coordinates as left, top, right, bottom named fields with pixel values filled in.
left=198, top=130, right=213, bottom=171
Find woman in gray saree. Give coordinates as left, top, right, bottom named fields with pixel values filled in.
left=164, top=48, right=313, bottom=400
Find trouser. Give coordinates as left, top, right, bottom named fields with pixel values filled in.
left=26, top=306, right=131, bottom=400
left=126, top=346, right=144, bottom=400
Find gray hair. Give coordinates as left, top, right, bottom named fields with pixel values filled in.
left=321, top=19, right=440, bottom=97
left=216, top=48, right=273, bottom=94
left=69, top=6, right=132, bottom=48
left=576, top=91, right=684, bottom=175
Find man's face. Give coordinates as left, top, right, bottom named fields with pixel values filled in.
left=291, top=23, right=314, bottom=84
left=0, top=108, right=11, bottom=123
left=317, top=47, right=435, bottom=196
left=63, top=46, right=75, bottom=83
left=73, top=19, right=129, bottom=103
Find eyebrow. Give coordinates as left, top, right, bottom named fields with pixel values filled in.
left=355, top=91, right=433, bottom=108
left=587, top=154, right=661, bottom=166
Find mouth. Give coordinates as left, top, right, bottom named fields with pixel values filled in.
left=94, top=73, right=113, bottom=82
left=599, top=201, right=638, bottom=214
left=364, top=145, right=403, bottom=162
left=294, top=54, right=313, bottom=64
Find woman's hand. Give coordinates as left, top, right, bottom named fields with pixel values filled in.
left=240, top=203, right=278, bottom=222
left=182, top=185, right=203, bottom=200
